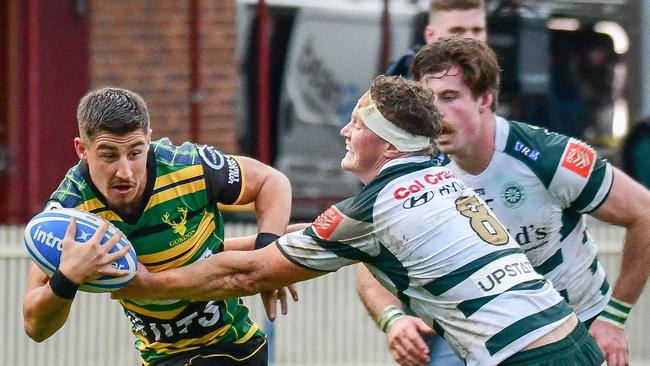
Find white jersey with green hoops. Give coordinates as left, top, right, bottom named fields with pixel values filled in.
left=276, top=156, right=573, bottom=366
left=441, top=116, right=613, bottom=322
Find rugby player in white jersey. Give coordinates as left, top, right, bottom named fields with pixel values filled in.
left=114, top=75, right=605, bottom=366
left=357, top=37, right=650, bottom=366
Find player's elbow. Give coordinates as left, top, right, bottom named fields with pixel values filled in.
left=23, top=320, right=49, bottom=343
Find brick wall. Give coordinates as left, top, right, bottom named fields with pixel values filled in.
left=90, top=0, right=238, bottom=153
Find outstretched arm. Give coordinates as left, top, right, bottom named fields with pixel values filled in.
left=114, top=243, right=323, bottom=301
left=590, top=167, right=650, bottom=366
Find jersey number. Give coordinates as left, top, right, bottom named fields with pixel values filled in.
left=455, top=196, right=509, bottom=245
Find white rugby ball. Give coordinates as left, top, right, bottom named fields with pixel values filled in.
left=24, top=208, right=137, bottom=293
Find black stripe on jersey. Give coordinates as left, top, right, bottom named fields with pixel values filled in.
left=295, top=233, right=413, bottom=307
left=568, top=160, right=609, bottom=213
left=559, top=209, right=580, bottom=241
left=599, top=278, right=610, bottom=296
left=371, top=243, right=412, bottom=307
left=559, top=289, right=569, bottom=303
left=274, top=242, right=331, bottom=273
left=423, top=248, right=522, bottom=296
left=485, top=299, right=573, bottom=356
left=533, top=248, right=563, bottom=275
left=144, top=244, right=198, bottom=266
left=128, top=208, right=204, bottom=240
left=504, top=121, right=569, bottom=188
left=152, top=174, right=204, bottom=196
left=456, top=279, right=546, bottom=317
left=589, top=256, right=598, bottom=274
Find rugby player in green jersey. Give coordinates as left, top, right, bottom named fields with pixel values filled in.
left=23, top=87, right=294, bottom=366
left=114, top=75, right=606, bottom=366
left=359, top=37, right=650, bottom=366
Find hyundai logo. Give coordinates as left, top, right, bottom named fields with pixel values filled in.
left=402, top=191, right=435, bottom=209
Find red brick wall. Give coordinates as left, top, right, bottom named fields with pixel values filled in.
left=89, top=0, right=238, bottom=153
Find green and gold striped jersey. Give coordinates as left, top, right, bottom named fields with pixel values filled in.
left=48, top=138, right=262, bottom=365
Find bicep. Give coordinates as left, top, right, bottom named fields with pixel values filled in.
left=592, top=167, right=650, bottom=226
left=234, top=156, right=286, bottom=205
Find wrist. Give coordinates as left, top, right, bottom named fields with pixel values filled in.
left=255, top=232, right=280, bottom=250
left=597, top=296, right=633, bottom=329
left=49, top=268, right=80, bottom=300
left=377, top=305, right=406, bottom=333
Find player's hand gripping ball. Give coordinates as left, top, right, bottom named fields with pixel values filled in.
left=24, top=208, right=137, bottom=292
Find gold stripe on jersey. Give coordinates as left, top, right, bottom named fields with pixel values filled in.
left=154, top=165, right=203, bottom=191
left=233, top=323, right=259, bottom=344
left=139, top=216, right=216, bottom=272
left=75, top=198, right=104, bottom=213
left=231, top=156, right=246, bottom=205
left=146, top=179, right=206, bottom=211
left=134, top=323, right=234, bottom=354
left=138, top=212, right=215, bottom=265
left=120, top=300, right=188, bottom=320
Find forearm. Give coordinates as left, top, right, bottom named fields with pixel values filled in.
left=611, top=221, right=650, bottom=304
left=224, top=234, right=256, bottom=251
left=118, top=245, right=321, bottom=302
left=23, top=269, right=74, bottom=342
left=357, top=265, right=402, bottom=320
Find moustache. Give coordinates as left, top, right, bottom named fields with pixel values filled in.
left=440, top=124, right=455, bottom=134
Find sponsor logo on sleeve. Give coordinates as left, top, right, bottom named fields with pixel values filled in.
left=312, top=206, right=344, bottom=240
left=561, top=141, right=595, bottom=178
left=513, top=141, right=540, bottom=161
left=198, top=145, right=226, bottom=170
left=225, top=156, right=241, bottom=185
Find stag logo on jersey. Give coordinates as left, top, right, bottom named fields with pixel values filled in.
left=501, top=181, right=526, bottom=209
left=312, top=206, right=344, bottom=240
left=164, top=207, right=196, bottom=247
left=403, top=191, right=435, bottom=209
left=561, top=141, right=595, bottom=178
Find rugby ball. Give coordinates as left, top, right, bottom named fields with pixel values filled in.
left=24, top=208, right=137, bottom=293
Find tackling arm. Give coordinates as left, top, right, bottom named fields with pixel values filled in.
left=114, top=243, right=324, bottom=301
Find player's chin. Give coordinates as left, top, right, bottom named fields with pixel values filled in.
left=340, top=154, right=354, bottom=171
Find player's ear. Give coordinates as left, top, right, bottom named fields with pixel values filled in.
left=478, top=91, right=494, bottom=114
left=424, top=24, right=436, bottom=44
left=74, top=137, right=87, bottom=160
left=384, top=144, right=401, bottom=158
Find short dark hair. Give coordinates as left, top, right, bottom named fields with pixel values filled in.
left=77, top=87, right=150, bottom=141
left=370, top=75, right=441, bottom=141
left=412, top=37, right=500, bottom=111
left=430, top=0, right=484, bottom=14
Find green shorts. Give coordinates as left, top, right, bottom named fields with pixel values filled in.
left=500, top=321, right=605, bottom=366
